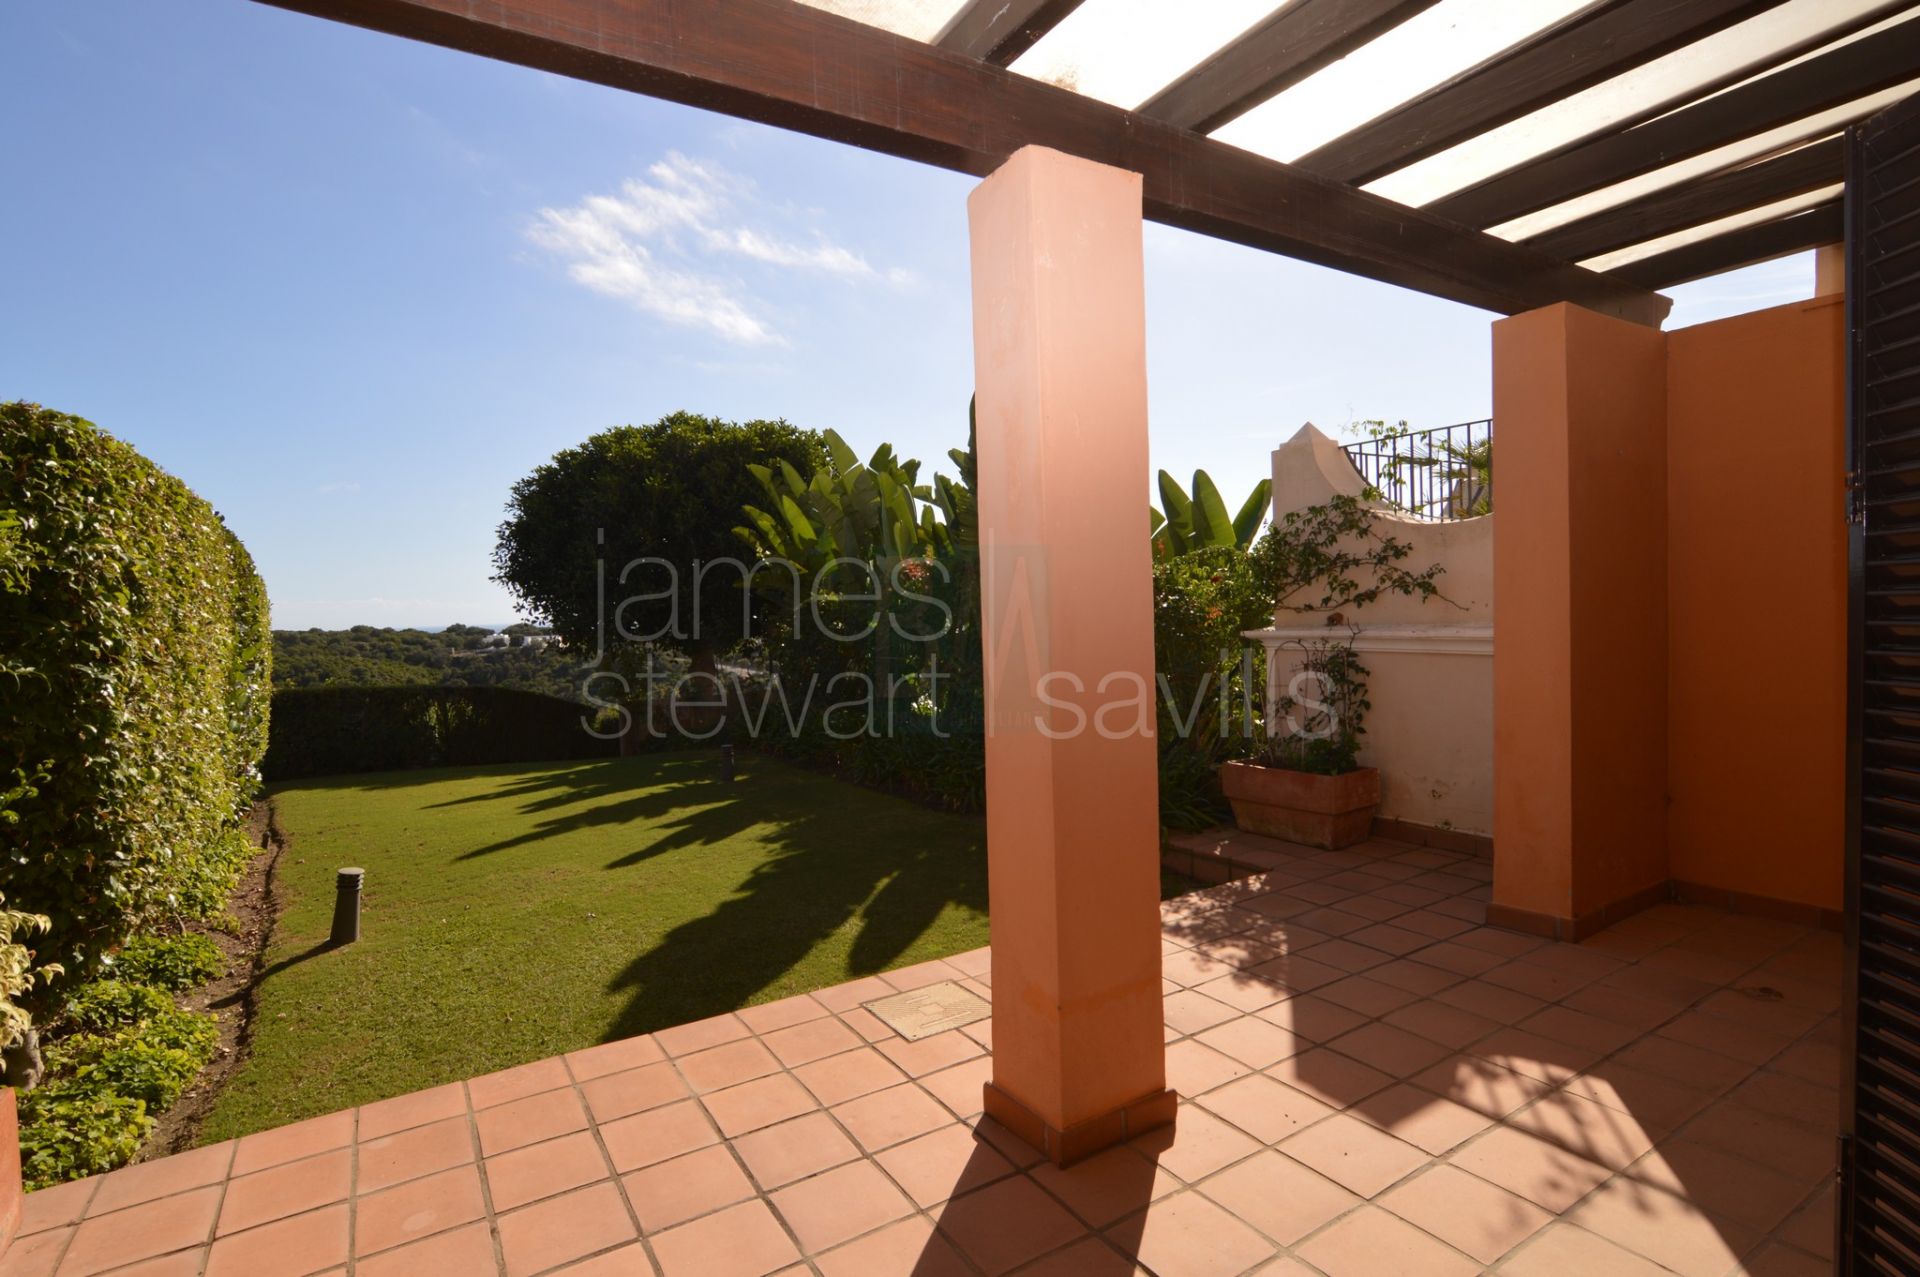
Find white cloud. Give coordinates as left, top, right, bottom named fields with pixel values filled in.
left=527, top=153, right=903, bottom=345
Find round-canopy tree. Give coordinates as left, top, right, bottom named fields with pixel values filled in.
left=493, top=413, right=827, bottom=674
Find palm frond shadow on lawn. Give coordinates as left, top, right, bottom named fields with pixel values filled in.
left=207, top=753, right=990, bottom=1138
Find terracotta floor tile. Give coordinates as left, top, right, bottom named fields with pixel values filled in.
left=1189, top=972, right=1289, bottom=1014
left=792, top=1047, right=908, bottom=1107
left=1326, top=1021, right=1452, bottom=1077
left=484, top=1129, right=608, bottom=1212
left=762, top=1015, right=860, bottom=1067
left=0, top=1223, right=72, bottom=1277
left=733, top=1111, right=861, bottom=1190
left=599, top=1098, right=720, bottom=1173
left=1028, top=1144, right=1176, bottom=1227
left=1315, top=975, right=1420, bottom=1017
left=1259, top=993, right=1368, bottom=1042
left=475, top=1086, right=588, bottom=1157
left=1265, top=1047, right=1394, bottom=1108
left=936, top=1175, right=1085, bottom=1275
left=1296, top=1204, right=1478, bottom=1277
left=86, top=1140, right=232, bottom=1217
left=1560, top=1061, right=1716, bottom=1134
left=1162, top=1039, right=1251, bottom=1096
left=1497, top=1222, right=1672, bottom=1277
left=357, top=1083, right=468, bottom=1142
left=1130, top=1105, right=1261, bottom=1183
left=874, top=1121, right=1014, bottom=1207
left=1351, top=1082, right=1493, bottom=1155
left=1414, top=1052, right=1552, bottom=1118
left=1161, top=990, right=1241, bottom=1036
left=356, top=1164, right=488, bottom=1255
left=1742, top=1241, right=1831, bottom=1277
left=1657, top=1010, right=1798, bottom=1067
left=18, top=1173, right=97, bottom=1235
left=467, top=1057, right=571, bottom=1110
left=621, top=1143, right=756, bottom=1233
left=1520, top=1004, right=1644, bottom=1055
left=1450, top=1126, right=1611, bottom=1213
left=1163, top=947, right=1237, bottom=987
left=497, top=1181, right=638, bottom=1277
left=1777, top=1185, right=1836, bottom=1260
left=648, top=1199, right=800, bottom=1277
left=564, top=1034, right=666, bottom=1083
left=580, top=1060, right=690, bottom=1123
left=1244, top=953, right=1344, bottom=994
left=1378, top=1163, right=1550, bottom=1263
left=1629, top=1136, right=1813, bottom=1233
left=736, top=994, right=830, bottom=1035
left=358, top=1116, right=476, bottom=1193
left=231, top=1110, right=354, bottom=1177
left=1467, top=1027, right=1600, bottom=1085
left=203, top=1203, right=350, bottom=1277
left=548, top=1241, right=658, bottom=1275
left=652, top=1011, right=750, bottom=1056
left=1279, top=1112, right=1425, bottom=1198
left=702, top=1072, right=817, bottom=1138
left=809, top=974, right=896, bottom=1014
left=679, top=1037, right=782, bottom=1093
left=1194, top=1015, right=1303, bottom=1070
left=79, top=1251, right=206, bottom=1277
left=875, top=1031, right=982, bottom=1078
left=1109, top=1190, right=1276, bottom=1277
left=831, top=1082, right=953, bottom=1153
left=1569, top=1175, right=1759, bottom=1277
left=1192, top=1073, right=1334, bottom=1145
left=919, top=1054, right=992, bottom=1118
left=1381, top=999, right=1501, bottom=1050
left=814, top=1216, right=974, bottom=1277
left=354, top=1222, right=499, bottom=1277
left=1196, top=1147, right=1360, bottom=1244
left=217, top=1147, right=352, bottom=1236
left=60, top=1184, right=221, bottom=1276
left=1681, top=1098, right=1833, bottom=1184
left=1190, top=933, right=1286, bottom=972
left=1612, top=1032, right=1755, bottom=1093
left=1430, top=979, right=1547, bottom=1025
left=768, top=1158, right=913, bottom=1252
left=1415, top=942, right=1506, bottom=977
left=1507, top=1089, right=1659, bottom=1171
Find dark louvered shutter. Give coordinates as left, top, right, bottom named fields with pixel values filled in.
left=1844, top=91, right=1920, bottom=1277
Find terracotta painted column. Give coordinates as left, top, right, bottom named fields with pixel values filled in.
left=966, top=145, right=1173, bottom=1164
left=1490, top=303, right=1669, bottom=940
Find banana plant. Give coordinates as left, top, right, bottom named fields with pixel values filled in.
left=1150, top=469, right=1271, bottom=559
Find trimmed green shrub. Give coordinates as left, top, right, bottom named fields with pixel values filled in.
left=109, top=933, right=225, bottom=991
left=262, top=685, right=619, bottom=781
left=64, top=981, right=174, bottom=1033
left=17, top=1086, right=149, bottom=1189
left=0, top=403, right=271, bottom=978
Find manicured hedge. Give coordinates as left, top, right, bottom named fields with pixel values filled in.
left=263, top=685, right=617, bottom=780
left=0, top=403, right=271, bottom=979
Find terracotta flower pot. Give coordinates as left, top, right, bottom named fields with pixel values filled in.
left=1221, top=760, right=1380, bottom=850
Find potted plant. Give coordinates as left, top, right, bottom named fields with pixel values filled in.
left=1221, top=495, right=1444, bottom=849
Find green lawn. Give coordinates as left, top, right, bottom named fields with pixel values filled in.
left=201, top=751, right=992, bottom=1141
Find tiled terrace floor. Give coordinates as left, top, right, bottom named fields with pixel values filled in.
left=3, top=833, right=1841, bottom=1277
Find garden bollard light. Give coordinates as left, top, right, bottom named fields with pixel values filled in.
left=331, top=867, right=364, bottom=946
left=719, top=743, right=736, bottom=783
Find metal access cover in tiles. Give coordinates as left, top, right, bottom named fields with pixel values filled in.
left=863, top=980, right=990, bottom=1041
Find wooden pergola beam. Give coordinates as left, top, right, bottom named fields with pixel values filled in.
left=250, top=0, right=1671, bottom=324
left=934, top=0, right=1082, bottom=67
left=1525, top=136, right=1843, bottom=263
left=1297, top=0, right=1786, bottom=188
left=1430, top=17, right=1920, bottom=230
left=1136, top=0, right=1441, bottom=135
left=1610, top=199, right=1843, bottom=289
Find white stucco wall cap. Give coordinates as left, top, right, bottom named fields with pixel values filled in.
left=1244, top=624, right=1494, bottom=656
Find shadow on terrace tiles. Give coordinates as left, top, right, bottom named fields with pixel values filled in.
left=897, top=854, right=1845, bottom=1276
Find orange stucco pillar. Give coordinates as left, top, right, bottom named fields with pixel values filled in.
left=1490, top=303, right=1669, bottom=939
left=966, top=145, right=1172, bottom=1164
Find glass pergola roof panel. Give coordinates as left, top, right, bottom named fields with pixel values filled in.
left=794, top=0, right=971, bottom=42
left=1485, top=77, right=1920, bottom=242
left=1211, top=0, right=1596, bottom=165
left=1367, top=0, right=1908, bottom=208
left=1580, top=184, right=1843, bottom=273
left=1009, top=0, right=1286, bottom=108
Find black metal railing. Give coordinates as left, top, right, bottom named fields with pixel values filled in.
left=1340, top=419, right=1492, bottom=521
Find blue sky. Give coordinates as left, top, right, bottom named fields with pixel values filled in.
left=3, top=2, right=1815, bottom=630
